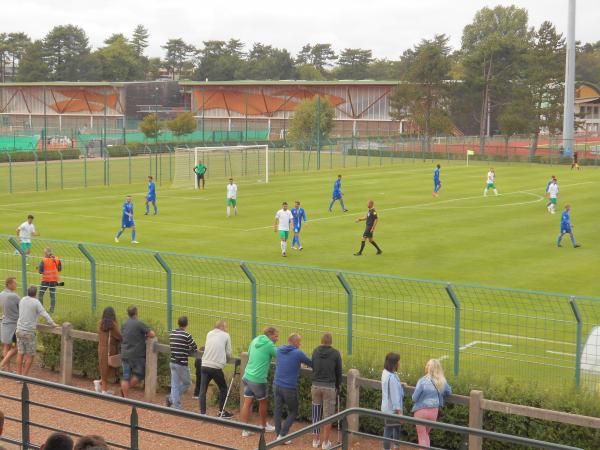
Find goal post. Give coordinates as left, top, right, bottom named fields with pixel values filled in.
left=172, top=144, right=269, bottom=188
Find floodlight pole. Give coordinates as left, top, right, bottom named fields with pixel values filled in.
left=562, top=0, right=576, bottom=156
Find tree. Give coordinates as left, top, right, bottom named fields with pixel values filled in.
left=139, top=113, right=162, bottom=139
left=390, top=35, right=453, bottom=152
left=44, top=24, right=91, bottom=81
left=296, top=64, right=325, bottom=80
left=334, top=48, right=373, bottom=79
left=131, top=25, right=149, bottom=57
left=242, top=43, right=296, bottom=79
left=497, top=96, right=534, bottom=157
left=461, top=6, right=530, bottom=153
left=194, top=39, right=244, bottom=81
left=104, top=33, right=127, bottom=46
left=368, top=59, right=399, bottom=80
left=296, top=43, right=337, bottom=74
left=5, top=32, right=31, bottom=80
left=162, top=38, right=195, bottom=80
left=288, top=96, right=336, bottom=149
left=146, top=57, right=162, bottom=80
left=166, top=112, right=196, bottom=137
left=94, top=35, right=145, bottom=81
left=0, top=34, right=9, bottom=82
left=576, top=44, right=600, bottom=85
left=16, top=40, right=50, bottom=81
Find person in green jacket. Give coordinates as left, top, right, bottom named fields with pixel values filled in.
left=240, top=326, right=279, bottom=437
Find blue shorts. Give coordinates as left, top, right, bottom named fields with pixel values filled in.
left=561, top=225, right=572, bottom=234
left=293, top=225, right=302, bottom=233
left=146, top=195, right=156, bottom=202
left=122, top=358, right=145, bottom=381
left=121, top=220, right=135, bottom=228
left=332, top=193, right=342, bottom=200
left=242, top=378, right=267, bottom=400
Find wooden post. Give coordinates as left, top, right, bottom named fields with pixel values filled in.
left=60, top=322, right=73, bottom=385
left=346, top=368, right=360, bottom=433
left=468, top=390, right=484, bottom=450
left=239, top=352, right=248, bottom=400
left=144, top=337, right=158, bottom=402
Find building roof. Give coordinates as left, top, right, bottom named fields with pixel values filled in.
left=179, top=80, right=403, bottom=86
left=0, top=82, right=125, bottom=87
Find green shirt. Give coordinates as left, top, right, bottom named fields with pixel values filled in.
left=195, top=164, right=206, bottom=175
left=243, top=334, right=277, bottom=384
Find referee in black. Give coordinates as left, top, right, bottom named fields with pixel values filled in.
left=354, top=200, right=382, bottom=256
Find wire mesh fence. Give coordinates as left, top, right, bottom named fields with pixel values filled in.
left=0, top=233, right=599, bottom=388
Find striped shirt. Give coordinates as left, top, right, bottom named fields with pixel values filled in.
left=169, top=328, right=198, bottom=366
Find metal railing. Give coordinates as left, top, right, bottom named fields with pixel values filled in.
left=0, top=371, right=266, bottom=450
left=262, top=407, right=582, bottom=450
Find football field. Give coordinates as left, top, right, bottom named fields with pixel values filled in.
left=0, top=157, right=598, bottom=384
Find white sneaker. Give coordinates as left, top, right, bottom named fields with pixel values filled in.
left=322, top=441, right=332, bottom=450
left=93, top=380, right=101, bottom=393
left=312, top=439, right=321, bottom=448
left=277, top=435, right=292, bottom=445
left=114, top=237, right=119, bottom=243
left=264, top=423, right=276, bottom=433
left=241, top=430, right=254, bottom=438
left=131, top=240, right=139, bottom=244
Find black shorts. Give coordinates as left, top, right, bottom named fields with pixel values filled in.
left=363, top=229, right=373, bottom=239
left=196, top=173, right=205, bottom=179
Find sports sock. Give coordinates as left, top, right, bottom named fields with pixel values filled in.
left=370, top=241, right=381, bottom=251
left=557, top=234, right=563, bottom=246
left=328, top=200, right=334, bottom=210
left=145, top=203, right=149, bottom=214
left=153, top=202, right=157, bottom=214
left=116, top=230, right=123, bottom=238
left=296, top=236, right=301, bottom=247
left=291, top=236, right=297, bottom=247
left=340, top=200, right=346, bottom=210
left=570, top=234, right=577, bottom=246
left=358, top=241, right=366, bottom=253
left=282, top=241, right=287, bottom=253
left=132, top=230, right=137, bottom=241
left=234, top=207, right=237, bottom=215
left=227, top=206, right=231, bottom=217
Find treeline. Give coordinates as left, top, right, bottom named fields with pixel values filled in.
left=1, top=5, right=599, bottom=146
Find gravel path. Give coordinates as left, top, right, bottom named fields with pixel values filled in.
left=0, top=363, right=375, bottom=449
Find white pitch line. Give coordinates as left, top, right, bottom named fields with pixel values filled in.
left=438, top=340, right=513, bottom=361
left=546, top=350, right=576, bottom=357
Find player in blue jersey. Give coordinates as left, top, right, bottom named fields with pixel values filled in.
left=557, top=204, right=581, bottom=248
left=433, top=164, right=441, bottom=197
left=291, top=200, right=307, bottom=250
left=115, top=195, right=139, bottom=244
left=328, top=174, right=348, bottom=212
left=145, top=176, right=157, bottom=215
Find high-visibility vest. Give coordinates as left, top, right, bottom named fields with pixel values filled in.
left=41, top=257, right=61, bottom=282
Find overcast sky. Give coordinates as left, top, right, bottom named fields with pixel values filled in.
left=1, top=0, right=597, bottom=59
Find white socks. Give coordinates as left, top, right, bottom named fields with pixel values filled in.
left=227, top=207, right=230, bottom=217
left=281, top=241, right=287, bottom=254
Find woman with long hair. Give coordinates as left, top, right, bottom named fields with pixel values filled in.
left=94, top=306, right=121, bottom=394
left=411, top=359, right=452, bottom=447
left=381, top=352, right=403, bottom=450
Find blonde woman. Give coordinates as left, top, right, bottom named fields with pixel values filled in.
left=411, top=359, right=452, bottom=447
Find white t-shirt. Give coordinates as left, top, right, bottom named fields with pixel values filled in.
left=227, top=183, right=237, bottom=199
left=202, top=328, right=232, bottom=370
left=18, top=222, right=36, bottom=243
left=487, top=171, right=495, bottom=184
left=275, top=209, right=293, bottom=231
left=548, top=183, right=560, bottom=198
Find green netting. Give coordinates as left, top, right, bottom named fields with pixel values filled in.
left=0, top=135, right=39, bottom=151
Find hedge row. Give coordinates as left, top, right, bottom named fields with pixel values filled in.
left=38, top=313, right=600, bottom=449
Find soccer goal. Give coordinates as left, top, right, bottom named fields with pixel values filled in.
left=172, top=144, right=270, bottom=188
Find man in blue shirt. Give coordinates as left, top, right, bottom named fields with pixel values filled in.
left=291, top=200, right=307, bottom=250
left=145, top=176, right=157, bottom=215
left=115, top=195, right=139, bottom=244
left=433, top=164, right=441, bottom=197
left=557, top=204, right=581, bottom=248
left=328, top=175, right=348, bottom=212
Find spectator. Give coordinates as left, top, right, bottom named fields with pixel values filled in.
left=0, top=277, right=20, bottom=371
left=240, top=326, right=279, bottom=437
left=15, top=285, right=57, bottom=376
left=120, top=306, right=155, bottom=398
left=38, top=247, right=62, bottom=314
left=381, top=352, right=403, bottom=450
left=94, top=306, right=121, bottom=395
left=199, top=320, right=233, bottom=418
left=411, top=359, right=452, bottom=448
left=166, top=316, right=198, bottom=410
left=273, top=333, right=312, bottom=444
left=311, top=332, right=342, bottom=450
left=39, top=432, right=74, bottom=450
left=74, top=435, right=108, bottom=450
left=192, top=350, right=203, bottom=399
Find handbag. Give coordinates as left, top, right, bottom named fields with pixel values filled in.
left=107, top=330, right=121, bottom=368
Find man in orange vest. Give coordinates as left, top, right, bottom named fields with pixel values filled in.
left=38, top=247, right=62, bottom=313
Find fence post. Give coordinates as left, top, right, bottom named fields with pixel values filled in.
left=240, top=263, right=257, bottom=339
left=34, top=151, right=39, bottom=192
left=7, top=152, right=12, bottom=193
left=346, top=368, right=360, bottom=434
left=58, top=150, right=64, bottom=189
left=336, top=272, right=353, bottom=356
left=144, top=336, right=158, bottom=402
left=60, top=322, right=73, bottom=385
left=127, top=146, right=132, bottom=184
left=78, top=244, right=97, bottom=313
left=130, top=406, right=139, bottom=450
left=468, top=390, right=484, bottom=450
left=8, top=237, right=27, bottom=296
left=154, top=253, right=173, bottom=332
left=239, top=351, right=249, bottom=400
left=569, top=296, right=583, bottom=387
left=445, top=283, right=461, bottom=377
left=21, top=382, right=31, bottom=450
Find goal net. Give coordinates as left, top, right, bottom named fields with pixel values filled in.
left=172, top=145, right=269, bottom=188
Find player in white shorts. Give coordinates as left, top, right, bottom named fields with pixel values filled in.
left=483, top=168, right=498, bottom=196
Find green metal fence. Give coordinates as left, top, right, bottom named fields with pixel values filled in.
left=1, top=234, right=598, bottom=388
